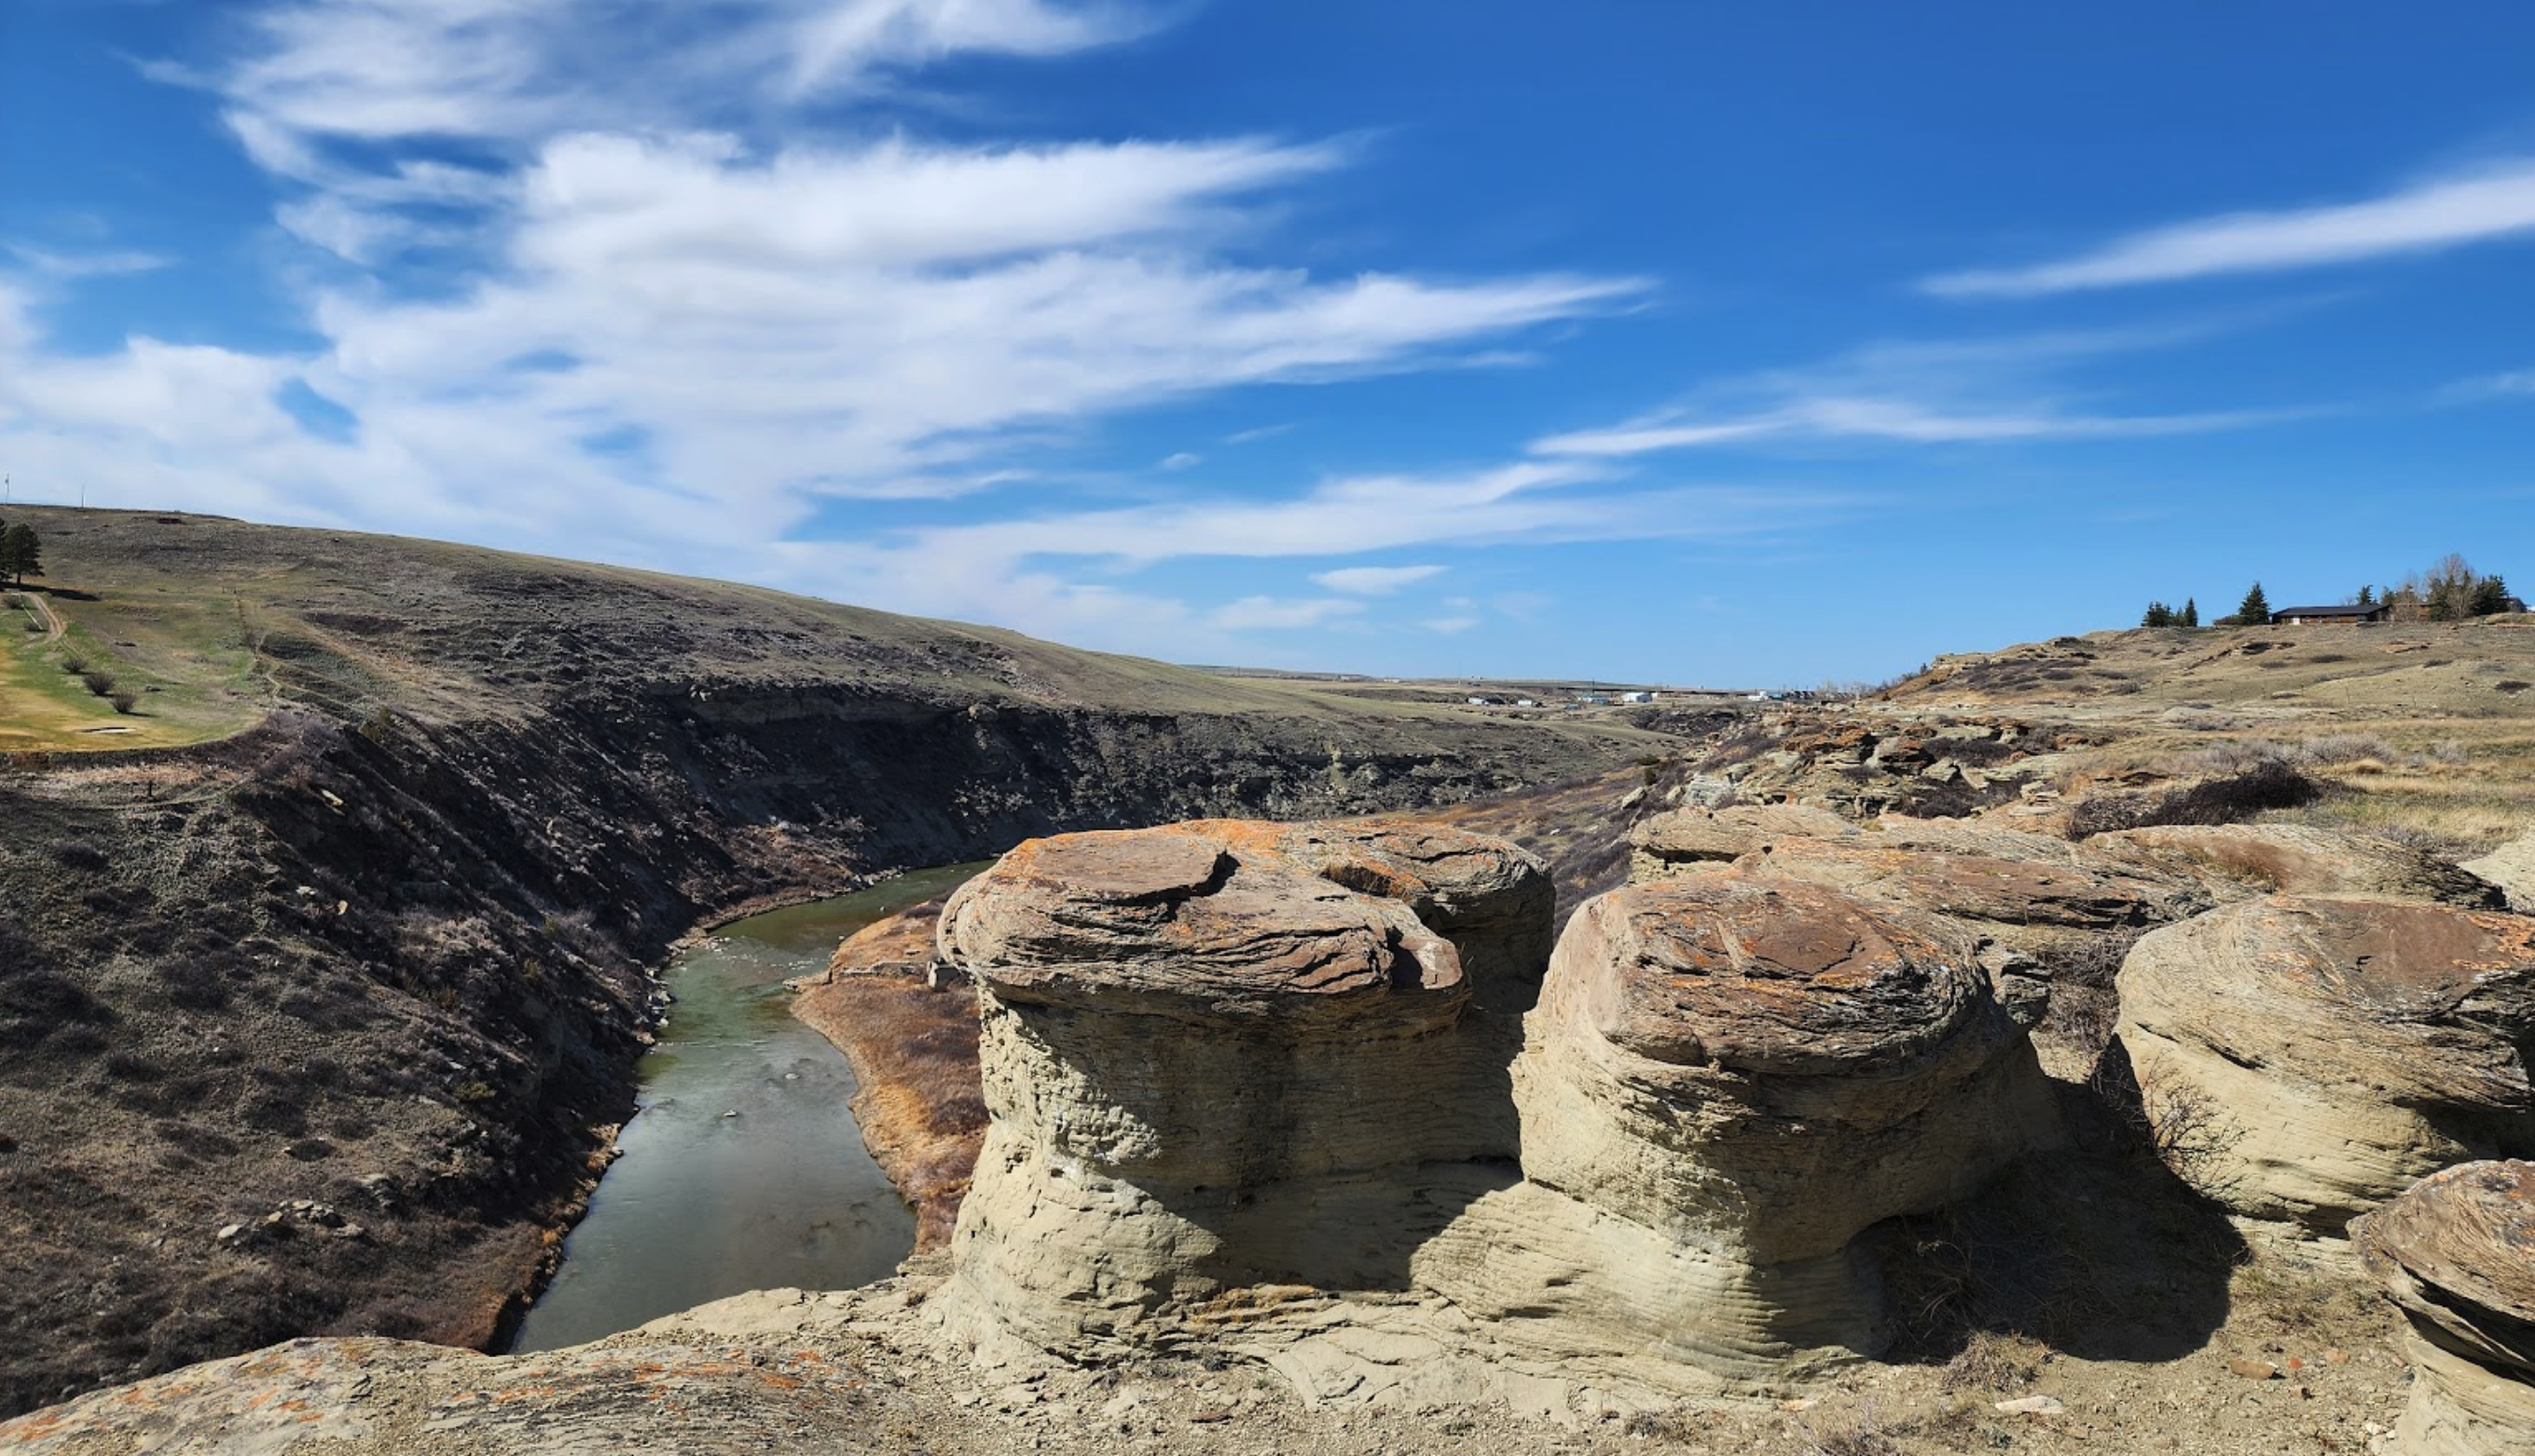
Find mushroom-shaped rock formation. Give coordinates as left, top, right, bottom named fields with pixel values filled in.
left=1416, top=876, right=2058, bottom=1389
left=935, top=820, right=1550, bottom=1361
left=2352, top=1161, right=2535, bottom=1455
left=2095, top=823, right=2503, bottom=909
left=2117, top=897, right=2535, bottom=1230
left=1626, top=803, right=1857, bottom=882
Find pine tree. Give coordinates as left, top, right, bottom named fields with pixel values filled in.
left=2356, top=585, right=2375, bottom=607
left=2181, top=598, right=2198, bottom=628
left=2473, top=574, right=2513, bottom=616
left=2235, top=582, right=2270, bottom=625
left=0, top=524, right=37, bottom=585
left=2142, top=601, right=2173, bottom=628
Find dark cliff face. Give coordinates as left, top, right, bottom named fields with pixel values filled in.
left=0, top=519, right=1645, bottom=1417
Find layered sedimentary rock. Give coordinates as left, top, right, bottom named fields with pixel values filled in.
left=2095, top=823, right=2503, bottom=908
left=934, top=820, right=1550, bottom=1359
left=1716, top=831, right=2211, bottom=1032
left=1626, top=803, right=1856, bottom=882
left=2116, top=897, right=2535, bottom=1230
left=2464, top=829, right=2535, bottom=913
left=1414, top=876, right=2058, bottom=1387
left=1728, top=834, right=2206, bottom=958
left=2353, top=1161, right=2535, bottom=1455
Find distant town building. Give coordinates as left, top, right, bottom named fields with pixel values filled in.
left=1621, top=691, right=1655, bottom=704
left=2271, top=603, right=2390, bottom=625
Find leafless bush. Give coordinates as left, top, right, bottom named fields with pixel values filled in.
left=2297, top=733, right=2398, bottom=764
left=109, top=692, right=138, bottom=714
left=2142, top=1082, right=2245, bottom=1197
left=60, top=654, right=87, bottom=674
left=2430, top=739, right=2468, bottom=765
left=2041, top=928, right=2143, bottom=1058
left=80, top=669, right=117, bottom=696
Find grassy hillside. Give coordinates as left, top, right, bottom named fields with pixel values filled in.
left=0, top=506, right=1664, bottom=757
left=1881, top=617, right=2535, bottom=851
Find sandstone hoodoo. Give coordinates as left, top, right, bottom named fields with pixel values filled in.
left=2116, top=897, right=2535, bottom=1231
left=1421, top=876, right=2059, bottom=1388
left=936, top=821, right=2063, bottom=1402
left=2352, top=1160, right=2535, bottom=1456
left=933, top=819, right=1552, bottom=1361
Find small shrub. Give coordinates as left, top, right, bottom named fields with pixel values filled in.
left=110, top=691, right=138, bottom=714
left=2067, top=756, right=2321, bottom=839
left=60, top=654, right=87, bottom=674
left=52, top=839, right=108, bottom=871
left=80, top=669, right=117, bottom=696
left=2298, top=733, right=2398, bottom=765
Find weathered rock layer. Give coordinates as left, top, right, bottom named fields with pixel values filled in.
left=2353, top=1160, right=2535, bottom=1455
left=2117, top=896, right=2535, bottom=1229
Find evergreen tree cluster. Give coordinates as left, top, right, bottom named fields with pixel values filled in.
left=2140, top=598, right=2200, bottom=628
left=0, top=517, right=41, bottom=585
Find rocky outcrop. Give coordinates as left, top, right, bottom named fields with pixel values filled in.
left=1716, top=831, right=2211, bottom=1036
left=2116, top=897, right=2535, bottom=1230
left=2095, top=823, right=2504, bottom=908
left=1416, top=876, right=2058, bottom=1388
left=2464, top=830, right=2535, bottom=913
left=933, top=820, right=1550, bottom=1361
left=2352, top=1161, right=2535, bottom=1455
left=936, top=824, right=2055, bottom=1396
left=1626, top=803, right=1856, bottom=881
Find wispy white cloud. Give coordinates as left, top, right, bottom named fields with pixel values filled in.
left=769, top=462, right=1846, bottom=654
left=1532, top=326, right=2291, bottom=459
left=0, top=245, right=174, bottom=280
left=2442, top=367, right=2535, bottom=403
left=1158, top=451, right=1202, bottom=471
left=1208, top=595, right=1364, bottom=631
left=1313, top=563, right=1445, bottom=594
left=1925, top=157, right=2535, bottom=297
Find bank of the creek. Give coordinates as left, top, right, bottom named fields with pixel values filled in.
left=508, top=864, right=986, bottom=1353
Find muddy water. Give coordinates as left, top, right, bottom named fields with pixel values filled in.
left=507, top=862, right=987, bottom=1353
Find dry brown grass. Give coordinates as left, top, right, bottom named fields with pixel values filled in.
left=792, top=971, right=985, bottom=1253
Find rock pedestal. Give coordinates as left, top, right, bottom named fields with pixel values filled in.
left=2352, top=1161, right=2535, bottom=1455
left=2116, top=896, right=2535, bottom=1230
left=1417, top=876, right=2058, bottom=1386
left=934, top=820, right=1549, bottom=1360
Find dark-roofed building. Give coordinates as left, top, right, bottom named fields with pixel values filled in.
left=2271, top=603, right=2389, bottom=625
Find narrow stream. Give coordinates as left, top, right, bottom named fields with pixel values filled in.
left=507, top=862, right=987, bottom=1353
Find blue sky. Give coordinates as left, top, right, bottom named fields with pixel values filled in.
left=4, top=2, right=2532, bottom=687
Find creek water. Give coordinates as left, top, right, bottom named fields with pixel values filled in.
left=507, top=861, right=987, bottom=1353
